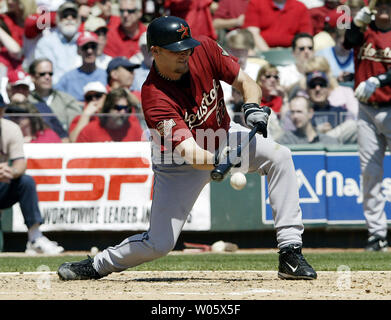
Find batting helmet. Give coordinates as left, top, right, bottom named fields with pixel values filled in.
left=147, top=16, right=200, bottom=52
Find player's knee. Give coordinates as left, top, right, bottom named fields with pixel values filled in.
left=362, top=162, right=383, bottom=180
left=151, top=241, right=175, bottom=258
left=18, top=175, right=37, bottom=190
left=272, top=144, right=293, bottom=165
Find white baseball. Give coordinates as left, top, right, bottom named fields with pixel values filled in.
left=211, top=241, right=226, bottom=252
left=230, top=172, right=247, bottom=190
left=90, top=246, right=99, bottom=255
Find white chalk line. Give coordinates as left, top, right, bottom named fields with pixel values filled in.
left=0, top=289, right=284, bottom=296
left=0, top=270, right=272, bottom=276
left=0, top=270, right=386, bottom=276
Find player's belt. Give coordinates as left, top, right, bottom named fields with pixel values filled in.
left=367, top=102, right=391, bottom=109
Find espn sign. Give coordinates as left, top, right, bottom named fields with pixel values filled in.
left=11, top=142, right=211, bottom=232
left=27, top=157, right=151, bottom=202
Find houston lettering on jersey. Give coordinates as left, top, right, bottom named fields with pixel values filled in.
left=353, top=26, right=391, bottom=103
left=184, top=79, right=223, bottom=130
left=359, top=42, right=391, bottom=63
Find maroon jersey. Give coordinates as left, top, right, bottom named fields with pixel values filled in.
left=354, top=24, right=391, bottom=103
left=141, top=35, right=240, bottom=154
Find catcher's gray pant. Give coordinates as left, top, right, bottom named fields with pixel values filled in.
left=358, top=103, right=391, bottom=238
left=93, top=122, right=304, bottom=276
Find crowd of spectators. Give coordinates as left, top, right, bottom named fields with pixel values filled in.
left=0, top=0, right=369, bottom=147
left=0, top=0, right=376, bottom=254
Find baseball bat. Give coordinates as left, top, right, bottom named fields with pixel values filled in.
left=211, top=123, right=260, bottom=182
left=369, top=0, right=377, bottom=10
left=358, top=0, right=377, bottom=31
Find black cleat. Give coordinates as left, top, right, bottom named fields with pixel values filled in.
left=365, top=235, right=388, bottom=252
left=278, top=244, right=317, bottom=280
left=58, top=256, right=103, bottom=280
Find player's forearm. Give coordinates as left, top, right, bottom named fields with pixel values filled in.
left=11, top=158, right=26, bottom=179
left=232, top=69, right=262, bottom=105
left=175, top=138, right=215, bottom=170
left=69, top=114, right=91, bottom=142
left=213, top=18, right=241, bottom=30
left=247, top=27, right=270, bottom=52
left=0, top=27, right=22, bottom=58
left=343, top=22, right=364, bottom=49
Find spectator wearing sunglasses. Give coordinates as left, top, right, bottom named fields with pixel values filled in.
left=304, top=71, right=357, bottom=144
left=34, top=2, right=81, bottom=85
left=54, top=31, right=107, bottom=103
left=103, top=0, right=146, bottom=60
left=277, top=33, right=315, bottom=94
left=81, top=15, right=112, bottom=70
left=256, top=64, right=286, bottom=116
left=68, top=81, right=107, bottom=142
left=76, top=88, right=144, bottom=142
left=28, top=58, right=83, bottom=133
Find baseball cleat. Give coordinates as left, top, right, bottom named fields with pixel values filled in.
left=365, top=235, right=388, bottom=252
left=58, top=256, right=103, bottom=280
left=278, top=244, right=317, bottom=280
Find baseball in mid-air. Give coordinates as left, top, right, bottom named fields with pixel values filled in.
left=230, top=172, right=247, bottom=190
left=90, top=246, right=99, bottom=256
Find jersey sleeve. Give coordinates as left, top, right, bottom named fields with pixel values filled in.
left=6, top=121, right=25, bottom=161
left=201, top=36, right=240, bottom=85
left=142, top=98, right=193, bottom=150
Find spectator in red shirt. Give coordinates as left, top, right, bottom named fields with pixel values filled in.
left=103, top=0, right=147, bottom=59
left=243, top=0, right=313, bottom=52
left=309, top=0, right=344, bottom=36
left=256, top=64, right=286, bottom=116
left=0, top=19, right=23, bottom=80
left=76, top=87, right=144, bottom=142
left=213, top=0, right=249, bottom=39
left=164, top=0, right=218, bottom=40
left=0, top=0, right=27, bottom=47
left=69, top=81, right=107, bottom=142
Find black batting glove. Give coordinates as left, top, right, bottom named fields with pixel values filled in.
left=242, top=103, right=271, bottom=138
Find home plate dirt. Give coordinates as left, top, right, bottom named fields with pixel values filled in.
left=0, top=270, right=391, bottom=300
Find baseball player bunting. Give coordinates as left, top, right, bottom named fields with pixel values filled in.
left=57, top=16, right=317, bottom=281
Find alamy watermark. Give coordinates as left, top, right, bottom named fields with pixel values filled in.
left=336, top=265, right=351, bottom=290
left=36, top=265, right=51, bottom=290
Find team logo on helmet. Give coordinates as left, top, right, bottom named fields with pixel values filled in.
left=176, top=24, right=189, bottom=39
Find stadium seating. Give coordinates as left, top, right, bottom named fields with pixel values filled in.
left=259, top=48, right=295, bottom=66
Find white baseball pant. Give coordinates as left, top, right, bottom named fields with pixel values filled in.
left=93, top=122, right=304, bottom=276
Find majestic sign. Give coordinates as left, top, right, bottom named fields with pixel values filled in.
left=263, top=152, right=391, bottom=225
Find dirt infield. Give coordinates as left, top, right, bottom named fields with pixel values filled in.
left=1, top=270, right=390, bottom=300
